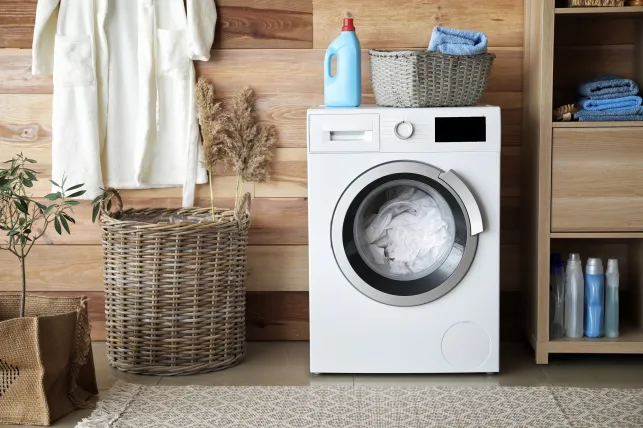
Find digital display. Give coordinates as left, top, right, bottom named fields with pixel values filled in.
left=435, top=117, right=486, bottom=143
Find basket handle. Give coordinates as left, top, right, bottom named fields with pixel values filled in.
left=100, top=188, right=124, bottom=217
left=236, top=192, right=252, bottom=219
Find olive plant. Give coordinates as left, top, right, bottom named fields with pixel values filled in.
left=0, top=154, right=84, bottom=317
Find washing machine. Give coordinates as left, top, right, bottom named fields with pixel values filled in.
left=307, top=105, right=500, bottom=374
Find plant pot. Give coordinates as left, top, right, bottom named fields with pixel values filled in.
left=0, top=294, right=98, bottom=426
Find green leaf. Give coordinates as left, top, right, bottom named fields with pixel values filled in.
left=92, top=204, right=100, bottom=223
left=54, top=217, right=62, bottom=235
left=62, top=176, right=67, bottom=187
left=64, top=200, right=80, bottom=206
left=14, top=200, right=28, bottom=214
left=62, top=213, right=76, bottom=224
left=44, top=192, right=61, bottom=201
left=65, top=183, right=84, bottom=192
left=59, top=215, right=71, bottom=234
left=20, top=235, right=27, bottom=245
left=24, top=170, right=38, bottom=181
left=34, top=202, right=47, bottom=213
left=18, top=218, right=25, bottom=225
left=49, top=179, right=61, bottom=188
left=24, top=158, right=37, bottom=163
left=106, top=199, right=112, bottom=212
left=21, top=178, right=33, bottom=188
left=68, top=190, right=86, bottom=198
left=23, top=229, right=31, bottom=235
left=44, top=205, right=57, bottom=216
left=91, top=195, right=102, bottom=205
left=8, top=230, right=18, bottom=237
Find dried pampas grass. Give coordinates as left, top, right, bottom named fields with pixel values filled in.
left=195, top=77, right=277, bottom=213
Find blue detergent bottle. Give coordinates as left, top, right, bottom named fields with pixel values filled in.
left=584, top=258, right=605, bottom=338
left=324, top=17, right=361, bottom=107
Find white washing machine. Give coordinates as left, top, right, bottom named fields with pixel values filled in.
left=307, top=105, right=500, bottom=374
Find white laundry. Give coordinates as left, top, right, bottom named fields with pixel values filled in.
left=32, top=0, right=217, bottom=207
left=362, top=186, right=452, bottom=275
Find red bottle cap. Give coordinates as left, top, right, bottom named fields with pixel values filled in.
left=342, top=18, right=355, bottom=32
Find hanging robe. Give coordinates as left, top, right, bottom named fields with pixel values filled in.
left=32, top=0, right=217, bottom=207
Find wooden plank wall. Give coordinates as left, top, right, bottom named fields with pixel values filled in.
left=0, top=0, right=524, bottom=341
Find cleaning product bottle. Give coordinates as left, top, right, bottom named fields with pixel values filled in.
left=564, top=253, right=584, bottom=338
left=605, top=259, right=620, bottom=338
left=324, top=15, right=361, bottom=107
left=584, top=258, right=605, bottom=338
left=550, top=253, right=565, bottom=339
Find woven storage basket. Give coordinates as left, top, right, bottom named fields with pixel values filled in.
left=567, top=0, right=624, bottom=6
left=369, top=50, right=495, bottom=108
left=100, top=191, right=251, bottom=376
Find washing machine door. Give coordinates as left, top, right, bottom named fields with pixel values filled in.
left=331, top=161, right=483, bottom=307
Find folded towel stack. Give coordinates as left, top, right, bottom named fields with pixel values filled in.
left=428, top=26, right=488, bottom=55
left=574, top=76, right=643, bottom=122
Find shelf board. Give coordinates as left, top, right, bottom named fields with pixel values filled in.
left=551, top=232, right=643, bottom=239
left=549, top=324, right=643, bottom=354
left=553, top=121, right=643, bottom=128
left=555, top=6, right=643, bottom=15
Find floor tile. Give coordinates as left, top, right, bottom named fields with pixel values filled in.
left=159, top=342, right=353, bottom=387
left=92, top=342, right=163, bottom=390
left=543, top=353, right=643, bottom=388
left=354, top=342, right=551, bottom=387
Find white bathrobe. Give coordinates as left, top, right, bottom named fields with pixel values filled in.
left=32, top=0, right=216, bottom=207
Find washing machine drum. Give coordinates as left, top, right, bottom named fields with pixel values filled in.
left=331, top=161, right=483, bottom=307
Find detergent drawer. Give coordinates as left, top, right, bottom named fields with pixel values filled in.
left=308, top=114, right=380, bottom=152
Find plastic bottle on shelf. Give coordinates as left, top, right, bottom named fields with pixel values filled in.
left=605, top=259, right=620, bottom=338
left=564, top=253, right=584, bottom=338
left=584, top=258, right=605, bottom=338
left=550, top=253, right=565, bottom=339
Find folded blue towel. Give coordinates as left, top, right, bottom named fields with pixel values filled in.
left=428, top=26, right=488, bottom=55
left=578, top=96, right=643, bottom=111
left=578, top=76, right=639, bottom=100
left=574, top=107, right=643, bottom=122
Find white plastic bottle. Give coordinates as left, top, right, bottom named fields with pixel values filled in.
left=564, top=253, right=584, bottom=338
left=605, top=259, right=619, bottom=338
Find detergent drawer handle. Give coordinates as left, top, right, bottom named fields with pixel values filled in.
left=439, top=170, right=484, bottom=236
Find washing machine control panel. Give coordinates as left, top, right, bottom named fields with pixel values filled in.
left=307, top=106, right=501, bottom=153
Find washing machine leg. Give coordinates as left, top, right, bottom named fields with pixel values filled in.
left=486, top=372, right=496, bottom=376
left=312, top=373, right=321, bottom=376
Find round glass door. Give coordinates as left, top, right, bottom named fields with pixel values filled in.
left=331, top=161, right=482, bottom=307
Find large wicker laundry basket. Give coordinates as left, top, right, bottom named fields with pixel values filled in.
left=369, top=50, right=495, bottom=107
left=567, top=0, right=624, bottom=6
left=99, top=191, right=251, bottom=376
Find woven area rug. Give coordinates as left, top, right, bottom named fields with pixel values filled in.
left=77, top=381, right=643, bottom=428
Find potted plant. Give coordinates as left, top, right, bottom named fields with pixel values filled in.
left=0, top=154, right=97, bottom=426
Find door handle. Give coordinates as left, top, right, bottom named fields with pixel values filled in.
left=439, top=170, right=484, bottom=236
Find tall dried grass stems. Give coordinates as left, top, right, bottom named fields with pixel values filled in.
left=195, top=77, right=277, bottom=214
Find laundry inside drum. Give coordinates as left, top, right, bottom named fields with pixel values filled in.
left=353, top=179, right=456, bottom=281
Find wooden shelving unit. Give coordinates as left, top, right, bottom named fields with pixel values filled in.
left=555, top=6, right=643, bottom=15
left=523, top=1, right=643, bottom=363
left=552, top=121, right=643, bottom=128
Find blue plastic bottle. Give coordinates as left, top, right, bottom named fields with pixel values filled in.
left=324, top=17, right=361, bottom=107
left=584, top=258, right=605, bottom=338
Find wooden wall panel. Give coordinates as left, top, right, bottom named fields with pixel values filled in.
left=312, top=0, right=524, bottom=49
left=0, top=0, right=526, bottom=341
left=0, top=1, right=313, bottom=49
left=0, top=0, right=36, bottom=49
left=215, top=0, right=313, bottom=49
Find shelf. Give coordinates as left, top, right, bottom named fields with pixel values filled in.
left=549, top=324, right=643, bottom=354
left=555, top=6, right=643, bottom=15
left=553, top=121, right=643, bottom=128
left=551, top=232, right=643, bottom=238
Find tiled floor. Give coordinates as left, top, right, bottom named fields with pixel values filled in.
left=4, top=341, right=643, bottom=427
